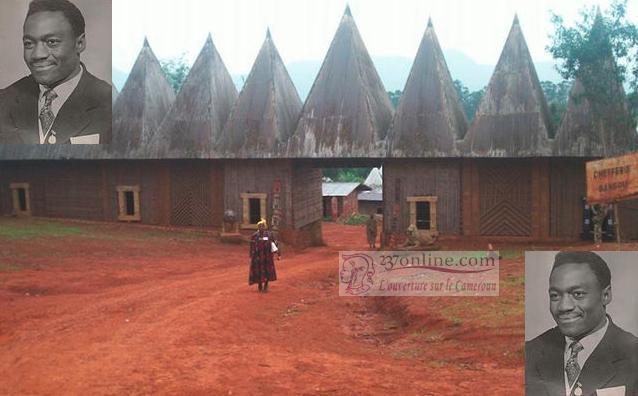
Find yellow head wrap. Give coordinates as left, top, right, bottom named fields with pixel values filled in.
left=257, top=218, right=267, bottom=228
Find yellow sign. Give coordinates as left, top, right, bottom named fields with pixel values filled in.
left=586, top=152, right=638, bottom=203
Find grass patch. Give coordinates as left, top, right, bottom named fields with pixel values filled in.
left=391, top=347, right=422, bottom=359
left=110, top=229, right=209, bottom=241
left=411, top=328, right=445, bottom=343
left=500, top=250, right=524, bottom=260
left=0, top=263, right=26, bottom=272
left=344, top=214, right=371, bottom=225
left=0, top=221, right=84, bottom=240
left=427, top=359, right=452, bottom=368
left=502, top=275, right=525, bottom=288
left=0, top=218, right=211, bottom=243
left=438, top=298, right=523, bottom=328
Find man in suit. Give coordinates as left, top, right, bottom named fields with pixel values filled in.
left=526, top=251, right=638, bottom=396
left=0, top=0, right=111, bottom=144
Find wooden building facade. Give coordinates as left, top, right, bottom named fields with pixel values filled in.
left=1, top=8, right=636, bottom=245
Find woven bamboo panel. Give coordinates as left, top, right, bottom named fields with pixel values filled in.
left=170, top=163, right=212, bottom=226
left=479, top=162, right=532, bottom=236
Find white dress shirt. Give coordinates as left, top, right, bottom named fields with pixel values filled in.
left=37, top=65, right=84, bottom=144
left=564, top=317, right=609, bottom=396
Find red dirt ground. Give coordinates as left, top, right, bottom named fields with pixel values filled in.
left=0, top=218, right=634, bottom=395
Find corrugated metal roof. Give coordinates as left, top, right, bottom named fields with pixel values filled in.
left=322, top=182, right=363, bottom=196
left=358, top=189, right=383, bottom=201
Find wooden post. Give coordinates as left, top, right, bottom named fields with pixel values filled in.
left=614, top=202, right=621, bottom=246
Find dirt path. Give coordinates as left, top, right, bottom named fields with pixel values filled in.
left=3, top=218, right=616, bottom=395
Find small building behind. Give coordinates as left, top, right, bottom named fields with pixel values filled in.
left=322, top=182, right=369, bottom=220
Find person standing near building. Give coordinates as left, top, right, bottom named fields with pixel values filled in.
left=591, top=203, right=610, bottom=245
left=366, top=214, right=377, bottom=249
left=249, top=219, right=279, bottom=293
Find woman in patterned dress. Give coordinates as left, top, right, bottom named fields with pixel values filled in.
left=249, top=219, right=280, bottom=292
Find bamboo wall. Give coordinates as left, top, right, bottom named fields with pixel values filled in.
left=383, top=160, right=461, bottom=237
left=223, top=159, right=293, bottom=229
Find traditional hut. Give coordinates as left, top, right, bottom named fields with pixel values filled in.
left=218, top=29, right=300, bottom=158
left=552, top=13, right=638, bottom=240
left=2, top=11, right=636, bottom=245
left=463, top=15, right=552, bottom=157
left=218, top=30, right=321, bottom=245
left=287, top=6, right=394, bottom=158
left=383, top=19, right=467, bottom=242
left=363, top=167, right=382, bottom=189
left=111, top=38, right=175, bottom=155
left=458, top=16, right=555, bottom=239
left=322, top=182, right=368, bottom=219
left=136, top=35, right=237, bottom=227
left=152, top=34, right=237, bottom=158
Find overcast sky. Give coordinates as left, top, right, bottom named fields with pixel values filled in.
left=112, top=0, right=638, bottom=75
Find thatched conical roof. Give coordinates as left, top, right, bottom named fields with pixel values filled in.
left=463, top=16, right=553, bottom=156
left=554, top=13, right=638, bottom=156
left=111, top=38, right=175, bottom=155
left=112, top=85, right=118, bottom=105
left=363, top=166, right=383, bottom=188
left=287, top=6, right=394, bottom=157
left=217, top=30, right=302, bottom=157
left=153, top=34, right=238, bottom=157
left=387, top=18, right=468, bottom=157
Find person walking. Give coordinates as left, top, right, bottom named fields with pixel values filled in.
left=249, top=219, right=280, bottom=292
left=366, top=214, right=377, bottom=249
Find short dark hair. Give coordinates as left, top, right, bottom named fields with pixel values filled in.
left=551, top=251, right=611, bottom=289
left=26, top=0, right=85, bottom=38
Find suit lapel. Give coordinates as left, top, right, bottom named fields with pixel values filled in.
left=10, top=77, right=39, bottom=144
left=578, top=323, right=620, bottom=395
left=537, top=328, right=567, bottom=396
left=51, top=71, right=96, bottom=144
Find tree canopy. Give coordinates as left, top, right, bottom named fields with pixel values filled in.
left=159, top=55, right=191, bottom=94
left=548, top=0, right=638, bottom=100
left=453, top=80, right=484, bottom=122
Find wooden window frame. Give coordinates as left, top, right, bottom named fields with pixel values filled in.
left=240, top=192, right=267, bottom=229
left=10, top=182, right=31, bottom=216
left=117, top=185, right=141, bottom=222
left=407, top=195, right=438, bottom=231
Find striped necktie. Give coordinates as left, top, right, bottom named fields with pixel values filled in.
left=566, top=341, right=584, bottom=388
left=39, top=89, right=58, bottom=142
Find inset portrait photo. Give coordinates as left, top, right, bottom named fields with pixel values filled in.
left=525, top=251, right=638, bottom=396
left=0, top=0, right=112, bottom=145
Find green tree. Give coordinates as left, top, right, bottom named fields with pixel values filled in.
left=387, top=90, right=402, bottom=109
left=548, top=0, right=638, bottom=132
left=540, top=80, right=571, bottom=134
left=159, top=54, right=191, bottom=94
left=453, top=80, right=485, bottom=122
left=322, top=168, right=370, bottom=183
left=629, top=91, right=638, bottom=125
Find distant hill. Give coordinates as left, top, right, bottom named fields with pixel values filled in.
left=112, top=50, right=564, bottom=99
left=112, top=68, right=129, bottom=93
